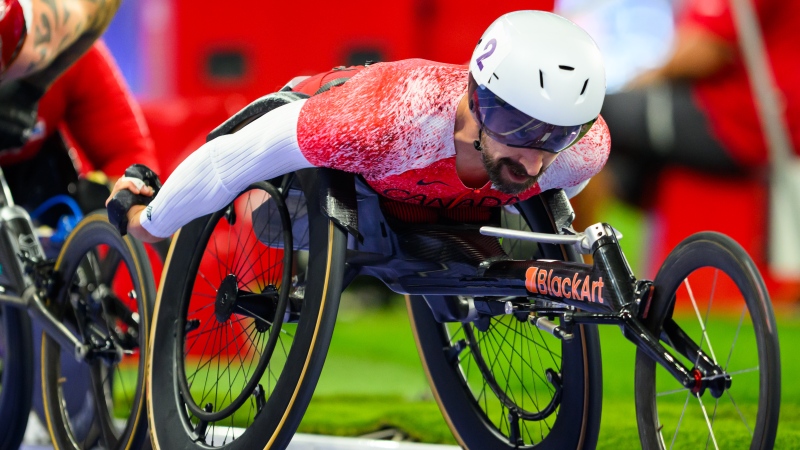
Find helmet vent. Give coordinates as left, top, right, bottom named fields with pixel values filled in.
left=580, top=79, right=589, bottom=95
left=559, top=65, right=575, bottom=71
left=539, top=70, right=544, bottom=89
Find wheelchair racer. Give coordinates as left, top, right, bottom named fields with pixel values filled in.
left=1, top=0, right=121, bottom=149
left=1, top=41, right=158, bottom=226
left=108, top=10, right=611, bottom=243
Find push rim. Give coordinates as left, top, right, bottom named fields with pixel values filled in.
left=171, top=183, right=296, bottom=434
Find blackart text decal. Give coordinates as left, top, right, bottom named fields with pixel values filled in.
left=525, top=267, right=605, bottom=304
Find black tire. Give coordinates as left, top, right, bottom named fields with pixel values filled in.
left=41, top=212, right=155, bottom=450
left=148, top=239, right=171, bottom=263
left=407, top=196, right=603, bottom=449
left=31, top=220, right=168, bottom=446
left=0, top=304, right=33, bottom=450
left=635, top=232, right=780, bottom=449
left=148, top=172, right=347, bottom=450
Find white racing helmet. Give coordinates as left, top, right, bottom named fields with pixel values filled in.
left=468, top=10, right=606, bottom=153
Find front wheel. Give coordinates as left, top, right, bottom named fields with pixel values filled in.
left=635, top=232, right=780, bottom=449
left=41, top=212, right=155, bottom=450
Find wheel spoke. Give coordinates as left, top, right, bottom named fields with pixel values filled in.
left=185, top=316, right=219, bottom=355
left=726, top=389, right=754, bottom=436
left=89, top=361, right=119, bottom=450
left=724, top=306, right=748, bottom=371
left=234, top=306, right=274, bottom=328
left=188, top=320, right=227, bottom=376
left=727, top=366, right=759, bottom=376
left=695, top=393, right=720, bottom=450
left=705, top=399, right=720, bottom=450
left=197, top=269, right=221, bottom=293
left=669, top=391, right=691, bottom=450
left=657, top=387, right=690, bottom=397
left=188, top=320, right=257, bottom=385
left=684, top=279, right=719, bottom=364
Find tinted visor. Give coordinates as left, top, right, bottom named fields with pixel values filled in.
left=471, top=85, right=595, bottom=153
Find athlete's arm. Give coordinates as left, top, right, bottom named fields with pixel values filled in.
left=107, top=99, right=314, bottom=243
left=63, top=42, right=159, bottom=176
left=2, top=0, right=121, bottom=90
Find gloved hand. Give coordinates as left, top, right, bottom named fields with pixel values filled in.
left=0, top=80, right=44, bottom=150
left=107, top=164, right=162, bottom=236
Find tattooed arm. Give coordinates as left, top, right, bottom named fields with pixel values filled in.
left=2, top=0, right=121, bottom=90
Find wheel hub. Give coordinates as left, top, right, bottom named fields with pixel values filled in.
left=215, top=274, right=239, bottom=323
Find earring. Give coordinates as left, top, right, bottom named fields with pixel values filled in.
left=473, top=128, right=483, bottom=151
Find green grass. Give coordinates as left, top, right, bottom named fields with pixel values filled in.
left=299, top=300, right=443, bottom=440
left=295, top=291, right=800, bottom=448
left=124, top=199, right=800, bottom=446
left=123, top=283, right=800, bottom=447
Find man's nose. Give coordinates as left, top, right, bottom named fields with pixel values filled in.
left=518, top=150, right=545, bottom=176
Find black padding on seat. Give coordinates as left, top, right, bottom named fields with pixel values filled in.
left=393, top=224, right=508, bottom=266
left=206, top=91, right=310, bottom=142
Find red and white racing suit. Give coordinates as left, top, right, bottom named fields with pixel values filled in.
left=0, top=42, right=157, bottom=174
left=140, top=59, right=610, bottom=238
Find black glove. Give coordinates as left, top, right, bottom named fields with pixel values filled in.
left=0, top=80, right=44, bottom=150
left=107, top=164, right=162, bottom=236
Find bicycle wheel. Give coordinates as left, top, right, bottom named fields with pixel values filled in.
left=407, top=196, right=603, bottom=449
left=148, top=171, right=347, bottom=450
left=635, top=232, right=780, bottom=449
left=32, top=217, right=168, bottom=447
left=41, top=212, right=155, bottom=450
left=0, top=304, right=33, bottom=450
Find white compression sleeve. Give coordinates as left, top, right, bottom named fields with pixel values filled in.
left=139, top=99, right=313, bottom=238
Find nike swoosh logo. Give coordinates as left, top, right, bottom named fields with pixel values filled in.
left=417, top=179, right=449, bottom=186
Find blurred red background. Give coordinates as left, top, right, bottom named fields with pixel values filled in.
left=135, top=0, right=553, bottom=177
left=104, top=0, right=798, bottom=303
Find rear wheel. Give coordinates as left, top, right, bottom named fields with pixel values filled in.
left=42, top=212, right=155, bottom=450
left=635, top=232, right=780, bottom=449
left=148, top=170, right=347, bottom=449
left=407, top=196, right=603, bottom=449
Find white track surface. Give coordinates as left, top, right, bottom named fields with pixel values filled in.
left=21, top=416, right=461, bottom=450
left=22, top=433, right=460, bottom=450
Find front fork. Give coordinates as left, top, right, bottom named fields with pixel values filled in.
left=0, top=205, right=92, bottom=361
left=487, top=221, right=731, bottom=398
left=577, top=224, right=731, bottom=397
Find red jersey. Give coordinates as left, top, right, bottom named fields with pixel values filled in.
left=138, top=60, right=610, bottom=238
left=297, top=59, right=610, bottom=208
left=0, top=41, right=158, bottom=176
left=682, top=0, right=800, bottom=166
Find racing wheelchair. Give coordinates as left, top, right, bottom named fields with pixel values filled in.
left=144, top=92, right=780, bottom=449
left=0, top=162, right=155, bottom=450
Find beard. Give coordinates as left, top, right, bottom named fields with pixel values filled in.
left=480, top=135, right=544, bottom=195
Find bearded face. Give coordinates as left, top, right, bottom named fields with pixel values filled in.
left=479, top=132, right=551, bottom=195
